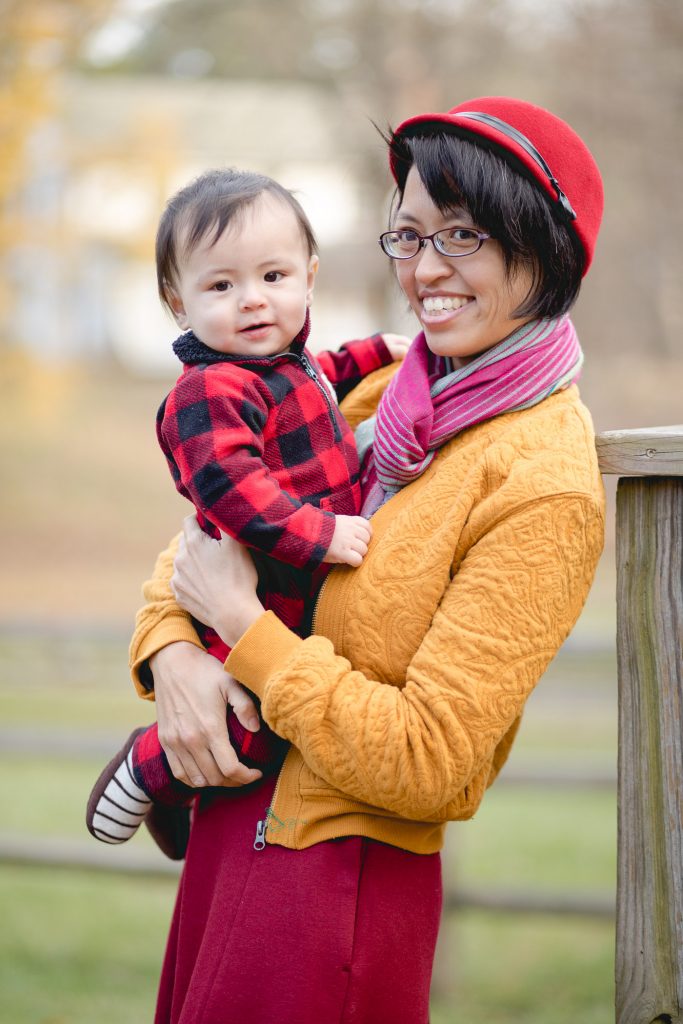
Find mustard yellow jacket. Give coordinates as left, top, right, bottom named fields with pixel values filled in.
left=130, top=366, right=605, bottom=854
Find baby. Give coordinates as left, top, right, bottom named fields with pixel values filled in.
left=86, top=167, right=409, bottom=855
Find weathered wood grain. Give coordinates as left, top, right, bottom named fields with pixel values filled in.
left=597, top=427, right=683, bottom=478
left=615, top=477, right=683, bottom=1024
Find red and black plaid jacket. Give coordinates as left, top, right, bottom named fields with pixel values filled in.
left=157, top=317, right=392, bottom=655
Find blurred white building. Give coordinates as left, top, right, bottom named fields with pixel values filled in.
left=7, top=73, right=412, bottom=375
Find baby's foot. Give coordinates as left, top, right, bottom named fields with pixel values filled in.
left=86, top=728, right=152, bottom=845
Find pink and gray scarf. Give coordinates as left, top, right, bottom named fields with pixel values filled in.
left=359, top=315, right=583, bottom=517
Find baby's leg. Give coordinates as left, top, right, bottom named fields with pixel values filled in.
left=86, top=634, right=286, bottom=858
left=86, top=711, right=285, bottom=857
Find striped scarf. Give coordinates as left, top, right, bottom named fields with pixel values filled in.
left=360, top=315, right=583, bottom=516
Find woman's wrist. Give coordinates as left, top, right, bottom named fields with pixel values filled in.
left=149, top=639, right=201, bottom=681
left=214, top=596, right=264, bottom=650
left=169, top=517, right=264, bottom=650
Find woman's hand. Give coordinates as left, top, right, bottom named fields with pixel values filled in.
left=150, top=641, right=263, bottom=788
left=171, top=515, right=265, bottom=649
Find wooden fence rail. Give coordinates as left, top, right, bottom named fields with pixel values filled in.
left=1, top=710, right=617, bottom=923
left=0, top=833, right=615, bottom=919
left=596, top=427, right=683, bottom=1024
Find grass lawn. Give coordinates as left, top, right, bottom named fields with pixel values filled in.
left=432, top=913, right=615, bottom=1024
left=0, top=865, right=173, bottom=1024
left=0, top=630, right=618, bottom=1023
left=0, top=862, right=615, bottom=1024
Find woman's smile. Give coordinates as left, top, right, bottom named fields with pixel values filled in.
left=420, top=293, right=473, bottom=319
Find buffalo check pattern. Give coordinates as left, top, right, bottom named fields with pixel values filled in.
left=157, top=320, right=392, bottom=646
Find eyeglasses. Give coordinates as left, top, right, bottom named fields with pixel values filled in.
left=379, top=226, right=491, bottom=260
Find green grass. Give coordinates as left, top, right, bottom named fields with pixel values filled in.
left=0, top=631, right=618, bottom=1023
left=454, top=787, right=616, bottom=893
left=0, top=866, right=174, bottom=1024
left=432, top=914, right=614, bottom=1024
left=0, top=633, right=156, bottom=731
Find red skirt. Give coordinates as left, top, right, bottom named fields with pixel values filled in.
left=155, top=775, right=442, bottom=1024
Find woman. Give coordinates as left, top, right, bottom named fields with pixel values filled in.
left=131, top=96, right=605, bottom=1023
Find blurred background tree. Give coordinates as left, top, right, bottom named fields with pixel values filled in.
left=3, top=0, right=680, bottom=363
left=0, top=0, right=115, bottom=321
left=0, top=0, right=681, bottom=621
left=106, top=0, right=683, bottom=359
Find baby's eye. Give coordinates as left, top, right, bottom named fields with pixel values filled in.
left=212, top=280, right=231, bottom=292
left=264, top=271, right=283, bottom=283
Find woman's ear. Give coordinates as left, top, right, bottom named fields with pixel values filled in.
left=306, top=255, right=319, bottom=307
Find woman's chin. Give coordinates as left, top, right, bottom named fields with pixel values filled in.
left=423, top=331, right=471, bottom=362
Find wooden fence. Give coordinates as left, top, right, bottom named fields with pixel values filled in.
left=596, top=427, right=683, bottom=1024
left=0, top=736, right=617, bottom=917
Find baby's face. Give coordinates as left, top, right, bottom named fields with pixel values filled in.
left=169, top=193, right=318, bottom=357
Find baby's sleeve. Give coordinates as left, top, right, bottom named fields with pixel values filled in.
left=314, top=334, right=393, bottom=402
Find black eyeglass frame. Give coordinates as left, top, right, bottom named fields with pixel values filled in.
left=378, top=227, right=491, bottom=260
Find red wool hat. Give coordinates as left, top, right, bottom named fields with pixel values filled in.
left=390, top=96, right=604, bottom=275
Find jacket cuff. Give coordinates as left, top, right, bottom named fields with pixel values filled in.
left=225, top=611, right=303, bottom=699
left=345, top=333, right=393, bottom=370
left=129, top=613, right=205, bottom=700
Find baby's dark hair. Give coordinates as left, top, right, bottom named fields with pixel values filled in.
left=388, top=131, right=585, bottom=319
left=156, top=167, right=318, bottom=313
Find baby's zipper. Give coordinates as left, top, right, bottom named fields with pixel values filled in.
left=298, top=353, right=342, bottom=441
left=237, top=348, right=340, bottom=441
left=251, top=348, right=339, bottom=853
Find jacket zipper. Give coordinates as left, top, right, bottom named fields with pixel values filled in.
left=298, top=353, right=342, bottom=442
left=252, top=352, right=339, bottom=853
left=222, top=348, right=342, bottom=445
left=310, top=573, right=330, bottom=637
left=253, top=758, right=286, bottom=851
left=253, top=817, right=267, bottom=851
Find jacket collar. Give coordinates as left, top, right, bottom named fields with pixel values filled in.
left=172, top=309, right=311, bottom=366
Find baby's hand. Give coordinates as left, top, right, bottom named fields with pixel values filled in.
left=381, top=333, right=411, bottom=361
left=325, top=515, right=372, bottom=567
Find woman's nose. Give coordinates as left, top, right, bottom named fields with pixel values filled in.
left=413, top=242, right=454, bottom=285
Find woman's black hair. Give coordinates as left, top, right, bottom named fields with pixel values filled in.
left=387, top=131, right=586, bottom=319
left=156, top=168, right=318, bottom=314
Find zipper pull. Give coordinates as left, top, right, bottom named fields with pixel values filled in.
left=254, top=818, right=266, bottom=851
left=300, top=353, right=318, bottom=380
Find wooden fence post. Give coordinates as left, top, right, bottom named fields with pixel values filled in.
left=596, top=427, right=683, bottom=1024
